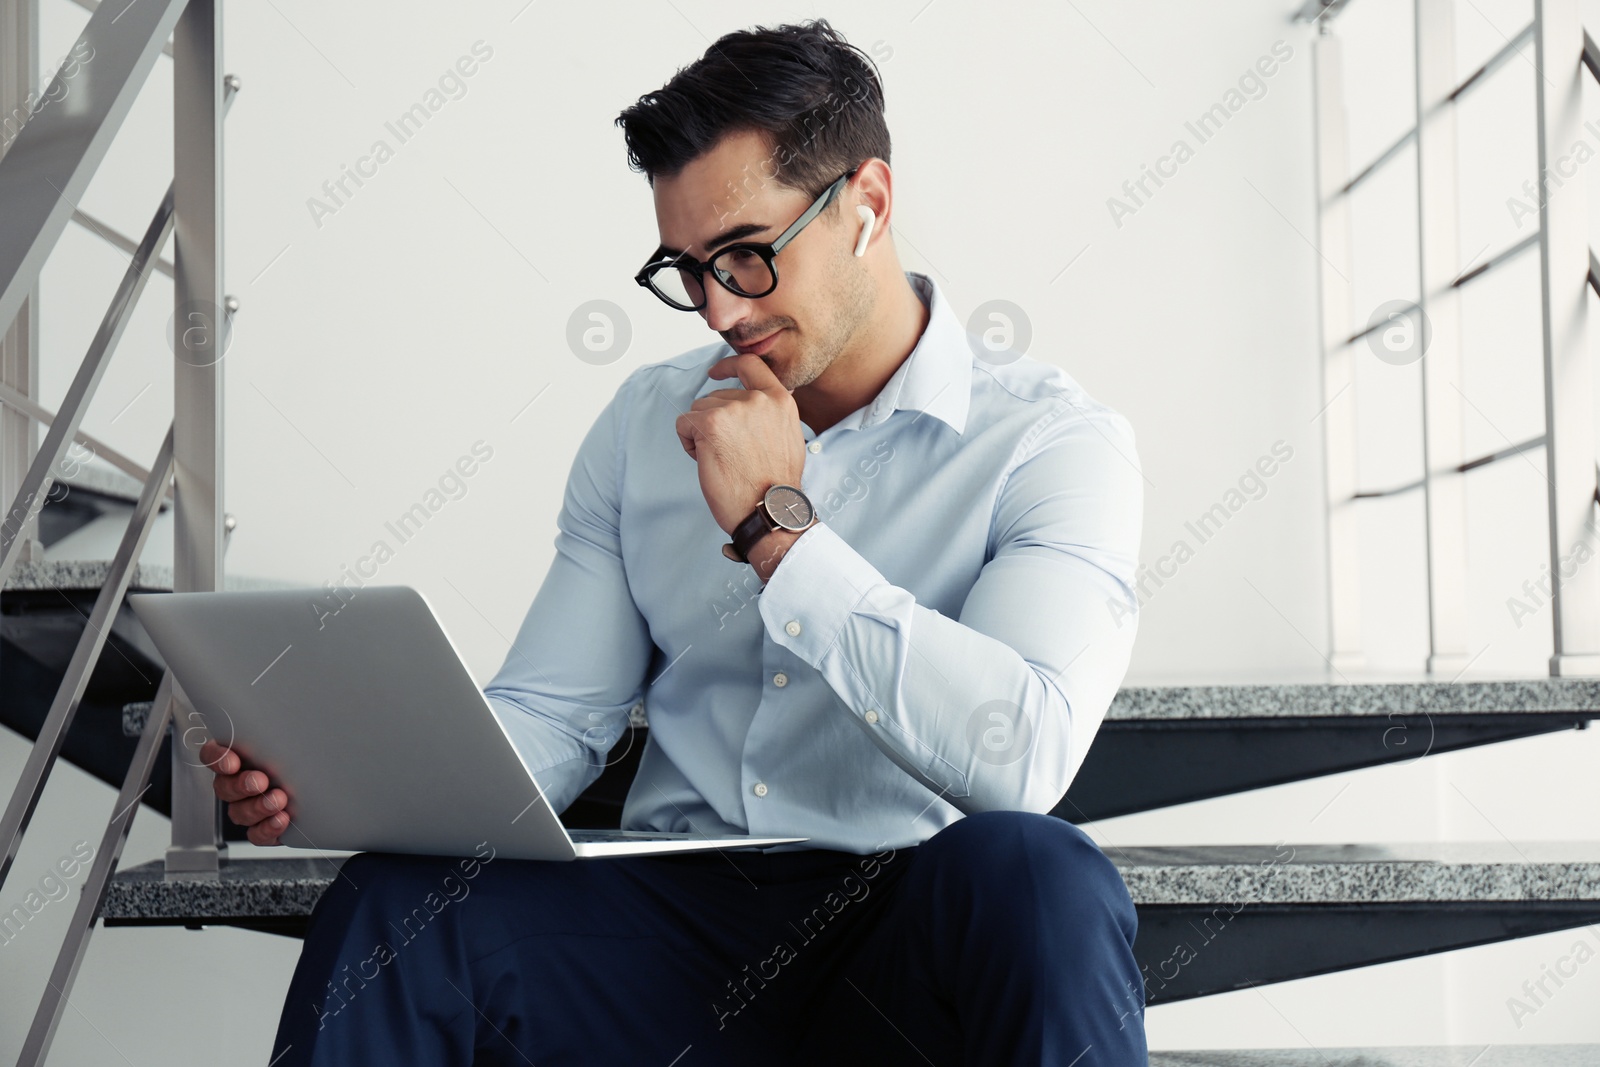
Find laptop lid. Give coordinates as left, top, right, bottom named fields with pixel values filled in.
left=128, top=584, right=581, bottom=861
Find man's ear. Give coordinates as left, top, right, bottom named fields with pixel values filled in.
left=849, top=157, right=893, bottom=241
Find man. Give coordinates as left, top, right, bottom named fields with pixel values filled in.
left=222, top=17, right=1146, bottom=1065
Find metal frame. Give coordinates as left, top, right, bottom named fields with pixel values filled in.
left=1534, top=0, right=1600, bottom=674
left=1, top=0, right=42, bottom=565
left=0, top=426, right=174, bottom=889
left=167, top=0, right=229, bottom=875
left=1311, top=21, right=1362, bottom=672
left=1135, top=900, right=1600, bottom=1004
left=1307, top=0, right=1600, bottom=676
left=18, top=671, right=179, bottom=1063
left=1415, top=0, right=1470, bottom=675
left=0, top=0, right=235, bottom=1057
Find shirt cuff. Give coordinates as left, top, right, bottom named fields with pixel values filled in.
left=757, top=521, right=885, bottom=667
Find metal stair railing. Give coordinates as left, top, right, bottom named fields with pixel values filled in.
left=17, top=512, right=236, bottom=1066
left=0, top=0, right=235, bottom=1061
left=0, top=47, right=238, bottom=890
left=1300, top=0, right=1600, bottom=677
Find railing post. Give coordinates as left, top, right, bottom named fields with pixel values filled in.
left=1534, top=0, right=1600, bottom=676
left=0, top=0, right=43, bottom=564
left=167, top=0, right=229, bottom=874
left=1415, top=0, right=1471, bottom=675
left=1312, top=21, right=1363, bottom=673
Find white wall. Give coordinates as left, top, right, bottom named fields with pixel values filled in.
left=4, top=0, right=1600, bottom=1060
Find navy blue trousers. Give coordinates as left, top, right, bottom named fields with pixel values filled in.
left=269, top=810, right=1147, bottom=1065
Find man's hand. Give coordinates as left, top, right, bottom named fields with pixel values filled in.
left=676, top=353, right=807, bottom=534
left=200, top=739, right=290, bottom=846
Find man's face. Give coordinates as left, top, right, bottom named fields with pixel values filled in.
left=651, top=129, right=875, bottom=392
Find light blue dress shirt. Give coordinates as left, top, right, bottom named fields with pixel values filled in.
left=483, top=271, right=1143, bottom=854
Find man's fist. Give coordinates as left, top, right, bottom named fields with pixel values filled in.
left=200, top=740, right=289, bottom=846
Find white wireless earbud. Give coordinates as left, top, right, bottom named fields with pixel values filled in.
left=853, top=205, right=877, bottom=257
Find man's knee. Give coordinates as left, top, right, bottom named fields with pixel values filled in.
left=316, top=852, right=465, bottom=926
left=925, top=810, right=1131, bottom=918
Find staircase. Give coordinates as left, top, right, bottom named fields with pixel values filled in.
left=93, top=681, right=1600, bottom=1010
left=2, top=0, right=1600, bottom=1061
left=1, top=461, right=292, bottom=840
left=1150, top=1050, right=1597, bottom=1066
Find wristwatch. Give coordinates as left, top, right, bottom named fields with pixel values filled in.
left=722, top=484, right=818, bottom=563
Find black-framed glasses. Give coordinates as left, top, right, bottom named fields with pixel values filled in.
left=634, top=164, right=861, bottom=312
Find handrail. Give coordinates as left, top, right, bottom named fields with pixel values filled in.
left=1451, top=231, right=1539, bottom=288
left=0, top=184, right=176, bottom=589
left=1352, top=435, right=1551, bottom=499
left=16, top=513, right=235, bottom=1067
left=1292, top=0, right=1356, bottom=22
left=71, top=207, right=176, bottom=279
left=1335, top=232, right=1541, bottom=351
left=1337, top=21, right=1534, bottom=198
left=0, top=2, right=235, bottom=1061
left=0, top=424, right=174, bottom=889
left=0, top=77, right=236, bottom=593
left=1456, top=434, right=1548, bottom=474
left=0, top=0, right=187, bottom=332
left=0, top=381, right=175, bottom=500
left=1448, top=22, right=1536, bottom=102
left=1342, top=299, right=1421, bottom=349
left=20, top=672, right=177, bottom=1063
left=65, top=0, right=175, bottom=59
left=1340, top=128, right=1414, bottom=197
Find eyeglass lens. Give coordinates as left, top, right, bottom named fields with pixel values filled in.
left=651, top=248, right=773, bottom=309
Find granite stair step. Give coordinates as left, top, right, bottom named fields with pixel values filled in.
left=99, top=842, right=1600, bottom=1004
left=562, top=677, right=1600, bottom=829
left=1151, top=1048, right=1597, bottom=1066
left=1060, top=677, right=1600, bottom=821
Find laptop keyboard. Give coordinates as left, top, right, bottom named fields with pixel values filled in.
left=567, top=830, right=694, bottom=843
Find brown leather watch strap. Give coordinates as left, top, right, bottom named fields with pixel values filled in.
left=723, top=505, right=773, bottom=563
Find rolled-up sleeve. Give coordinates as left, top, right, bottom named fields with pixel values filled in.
left=757, top=396, right=1143, bottom=815
left=482, top=375, right=654, bottom=816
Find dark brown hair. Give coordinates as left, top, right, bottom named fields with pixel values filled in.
left=615, top=18, right=890, bottom=209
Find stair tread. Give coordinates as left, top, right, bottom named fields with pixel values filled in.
left=3, top=558, right=301, bottom=592
left=98, top=843, right=1600, bottom=921
left=1110, top=676, right=1600, bottom=720
left=1151, top=1048, right=1597, bottom=1067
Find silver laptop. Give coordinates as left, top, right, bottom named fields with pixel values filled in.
left=127, top=585, right=806, bottom=860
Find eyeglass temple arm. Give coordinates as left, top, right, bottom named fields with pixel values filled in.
left=769, top=166, right=860, bottom=254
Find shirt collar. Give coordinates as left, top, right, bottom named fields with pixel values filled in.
left=691, top=271, right=971, bottom=437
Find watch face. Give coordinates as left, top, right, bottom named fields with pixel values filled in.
left=764, top=484, right=814, bottom=530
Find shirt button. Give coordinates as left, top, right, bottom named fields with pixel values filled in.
left=864, top=709, right=879, bottom=725
left=785, top=620, right=802, bottom=636
left=773, top=672, right=788, bottom=687
left=807, top=440, right=822, bottom=454
left=752, top=782, right=768, bottom=797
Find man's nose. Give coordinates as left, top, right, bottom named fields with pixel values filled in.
left=699, top=282, right=752, bottom=334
